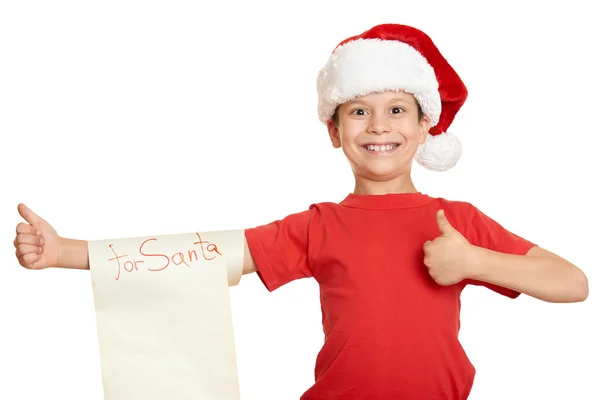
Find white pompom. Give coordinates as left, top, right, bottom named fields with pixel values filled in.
left=415, top=132, right=462, bottom=171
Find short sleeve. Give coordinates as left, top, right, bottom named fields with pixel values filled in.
left=460, top=204, right=537, bottom=298
left=244, top=209, right=313, bottom=292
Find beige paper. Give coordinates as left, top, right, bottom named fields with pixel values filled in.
left=88, top=229, right=244, bottom=400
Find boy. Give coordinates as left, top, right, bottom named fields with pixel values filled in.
left=14, top=23, right=588, bottom=399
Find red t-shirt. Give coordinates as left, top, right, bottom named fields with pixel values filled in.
left=244, top=192, right=536, bottom=400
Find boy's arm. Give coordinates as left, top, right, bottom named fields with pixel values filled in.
left=54, top=236, right=258, bottom=274
left=58, top=235, right=259, bottom=273
left=426, top=209, right=588, bottom=303
left=57, top=238, right=89, bottom=270
left=16, top=203, right=259, bottom=275
left=242, top=236, right=257, bottom=275
left=56, top=237, right=258, bottom=273
left=57, top=236, right=259, bottom=273
left=466, top=245, right=589, bottom=303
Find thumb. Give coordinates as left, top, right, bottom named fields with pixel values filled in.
left=18, top=203, right=46, bottom=227
left=436, top=209, right=455, bottom=236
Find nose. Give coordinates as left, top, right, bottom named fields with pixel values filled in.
left=367, top=112, right=391, bottom=135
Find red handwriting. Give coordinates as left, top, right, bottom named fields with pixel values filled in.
left=109, top=233, right=222, bottom=280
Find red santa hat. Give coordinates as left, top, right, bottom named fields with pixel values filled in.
left=316, top=24, right=468, bottom=171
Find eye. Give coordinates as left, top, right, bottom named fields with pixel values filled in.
left=351, top=108, right=368, bottom=116
left=390, top=106, right=404, bottom=114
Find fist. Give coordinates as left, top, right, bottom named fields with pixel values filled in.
left=14, top=203, right=60, bottom=270
left=423, top=209, right=474, bottom=286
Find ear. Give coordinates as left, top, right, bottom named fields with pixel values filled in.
left=418, top=115, right=431, bottom=145
left=327, top=119, right=342, bottom=148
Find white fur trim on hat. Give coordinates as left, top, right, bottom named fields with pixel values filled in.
left=316, top=38, right=441, bottom=126
left=415, top=131, right=462, bottom=171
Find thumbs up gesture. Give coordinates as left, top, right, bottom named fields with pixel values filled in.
left=14, top=204, right=60, bottom=270
left=423, top=209, right=474, bottom=286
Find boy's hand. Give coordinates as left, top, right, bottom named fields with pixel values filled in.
left=423, top=209, right=475, bottom=286
left=14, top=204, right=60, bottom=270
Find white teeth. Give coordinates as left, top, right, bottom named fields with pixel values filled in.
left=365, top=144, right=398, bottom=152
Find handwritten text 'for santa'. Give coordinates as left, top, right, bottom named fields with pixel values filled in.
left=107, top=233, right=222, bottom=280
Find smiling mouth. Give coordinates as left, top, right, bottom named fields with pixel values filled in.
left=362, top=143, right=400, bottom=153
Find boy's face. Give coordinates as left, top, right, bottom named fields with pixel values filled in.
left=327, top=90, right=430, bottom=182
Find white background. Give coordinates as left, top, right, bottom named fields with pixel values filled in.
left=1, top=1, right=598, bottom=399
